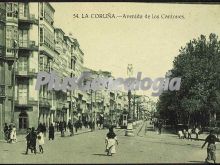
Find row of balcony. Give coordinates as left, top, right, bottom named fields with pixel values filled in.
left=0, top=41, right=37, bottom=60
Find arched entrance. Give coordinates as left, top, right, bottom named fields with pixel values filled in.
left=19, top=111, right=29, bottom=129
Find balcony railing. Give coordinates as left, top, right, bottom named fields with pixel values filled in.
left=16, top=68, right=37, bottom=77
left=18, top=14, right=38, bottom=24
left=19, top=40, right=38, bottom=51
left=39, top=44, right=56, bottom=59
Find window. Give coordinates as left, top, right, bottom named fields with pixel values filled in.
left=19, top=111, right=29, bottom=129
left=18, top=3, right=28, bottom=18
left=6, top=3, right=13, bottom=17
left=43, top=27, right=54, bottom=49
left=40, top=3, right=43, bottom=18
left=19, top=30, right=28, bottom=47
left=44, top=4, right=54, bottom=25
left=6, top=26, right=18, bottom=50
left=0, top=25, right=4, bottom=46
left=6, top=3, right=18, bottom=18
left=18, top=56, right=27, bottom=71
left=39, top=56, right=44, bottom=71
left=40, top=27, right=43, bottom=43
left=13, top=3, right=18, bottom=18
left=18, top=82, right=28, bottom=104
left=23, top=3, right=28, bottom=17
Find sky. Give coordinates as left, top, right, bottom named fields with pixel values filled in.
left=51, top=2, right=220, bottom=100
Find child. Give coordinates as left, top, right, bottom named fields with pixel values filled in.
left=37, top=131, right=44, bottom=153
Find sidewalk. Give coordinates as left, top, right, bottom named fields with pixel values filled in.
left=0, top=127, right=102, bottom=143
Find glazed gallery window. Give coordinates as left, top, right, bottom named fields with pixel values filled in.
left=6, top=26, right=18, bottom=53
left=18, top=82, right=28, bottom=104
left=0, top=25, right=4, bottom=46
left=40, top=2, right=44, bottom=18
left=18, top=56, right=28, bottom=71
left=39, top=56, right=50, bottom=72
left=19, top=30, right=28, bottom=47
left=6, top=3, right=18, bottom=18
left=40, top=27, right=43, bottom=43
left=19, top=111, right=29, bottom=129
left=44, top=27, right=54, bottom=49
left=44, top=3, right=54, bottom=25
left=19, top=3, right=28, bottom=18
left=39, top=56, right=44, bottom=71
left=40, top=27, right=54, bottom=50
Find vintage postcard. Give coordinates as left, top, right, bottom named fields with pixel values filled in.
left=0, top=1, right=220, bottom=164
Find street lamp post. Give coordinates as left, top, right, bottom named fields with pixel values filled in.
left=133, top=94, right=136, bottom=121
left=128, top=90, right=131, bottom=119
left=11, top=40, right=18, bottom=123
left=90, top=89, right=93, bottom=131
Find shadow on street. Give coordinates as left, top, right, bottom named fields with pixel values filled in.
left=92, top=153, right=108, bottom=157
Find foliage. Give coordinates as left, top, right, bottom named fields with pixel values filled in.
left=157, top=34, right=220, bottom=127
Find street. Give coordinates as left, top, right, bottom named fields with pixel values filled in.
left=0, top=122, right=219, bottom=164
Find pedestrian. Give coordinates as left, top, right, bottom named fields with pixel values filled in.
left=158, top=122, right=162, bottom=135
left=178, top=130, right=184, bottom=139
left=105, top=126, right=119, bottom=156
left=89, top=121, right=92, bottom=131
left=195, top=127, right=199, bottom=140
left=56, top=121, right=59, bottom=132
left=25, top=128, right=31, bottom=155
left=49, top=123, right=55, bottom=140
left=68, top=120, right=74, bottom=136
left=11, top=125, right=17, bottom=143
left=183, top=129, right=188, bottom=139
left=37, top=123, right=43, bottom=132
left=60, top=121, right=65, bottom=137
left=63, top=121, right=67, bottom=132
left=96, top=120, right=99, bottom=129
left=42, top=123, right=47, bottom=137
left=8, top=124, right=13, bottom=143
left=3, top=123, right=9, bottom=142
left=188, top=128, right=192, bottom=140
left=74, top=121, right=78, bottom=133
left=92, top=121, right=95, bottom=131
left=29, top=127, right=37, bottom=154
left=37, top=131, right=44, bottom=153
left=79, top=121, right=82, bottom=130
left=201, top=130, right=219, bottom=163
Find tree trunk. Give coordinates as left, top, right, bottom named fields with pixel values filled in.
left=187, top=112, right=191, bottom=126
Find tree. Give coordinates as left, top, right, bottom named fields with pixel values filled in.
left=157, top=33, right=220, bottom=127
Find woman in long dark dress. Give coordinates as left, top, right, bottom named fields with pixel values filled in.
left=105, top=127, right=119, bottom=156
left=49, top=123, right=55, bottom=140
left=29, top=127, right=37, bottom=154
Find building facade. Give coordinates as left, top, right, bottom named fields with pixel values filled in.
left=0, top=2, right=137, bottom=137
left=0, top=2, right=86, bottom=135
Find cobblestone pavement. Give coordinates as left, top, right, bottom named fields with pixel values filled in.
left=0, top=122, right=219, bottom=164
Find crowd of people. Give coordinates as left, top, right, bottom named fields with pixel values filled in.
left=3, top=123, right=17, bottom=143
left=178, top=127, right=200, bottom=140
